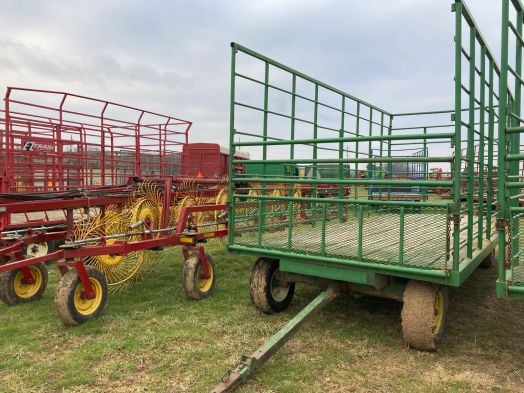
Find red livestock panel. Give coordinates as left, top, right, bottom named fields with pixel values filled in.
left=0, top=87, right=192, bottom=193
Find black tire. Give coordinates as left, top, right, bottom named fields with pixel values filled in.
left=250, top=258, right=295, bottom=314
left=54, top=266, right=108, bottom=326
left=480, top=249, right=495, bottom=269
left=401, top=280, right=448, bottom=351
left=0, top=263, right=48, bottom=306
left=183, top=252, right=216, bottom=300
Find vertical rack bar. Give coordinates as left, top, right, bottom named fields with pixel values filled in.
left=452, top=1, right=463, bottom=273
left=486, top=62, right=495, bottom=239
left=354, top=102, right=361, bottom=201
left=466, top=26, right=476, bottom=258
left=227, top=43, right=237, bottom=246
left=311, top=84, right=319, bottom=227
left=477, top=47, right=486, bottom=249
left=497, top=0, right=510, bottom=294
left=338, top=96, right=345, bottom=222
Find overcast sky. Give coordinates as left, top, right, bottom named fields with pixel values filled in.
left=0, top=0, right=501, bottom=147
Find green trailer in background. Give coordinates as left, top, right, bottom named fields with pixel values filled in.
left=213, top=1, right=523, bottom=391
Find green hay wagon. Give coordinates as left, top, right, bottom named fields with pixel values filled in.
left=214, top=1, right=524, bottom=390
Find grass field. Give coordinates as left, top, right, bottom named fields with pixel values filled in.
left=1, top=240, right=523, bottom=393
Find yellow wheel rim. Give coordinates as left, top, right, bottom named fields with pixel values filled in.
left=13, top=267, right=43, bottom=299
left=74, top=278, right=103, bottom=316
left=433, top=291, right=444, bottom=335
left=98, top=238, right=125, bottom=267
left=197, top=262, right=214, bottom=293
left=215, top=189, right=228, bottom=220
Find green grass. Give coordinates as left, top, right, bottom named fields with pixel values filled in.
left=1, top=240, right=523, bottom=392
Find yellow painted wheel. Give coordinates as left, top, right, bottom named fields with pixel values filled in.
left=433, top=291, right=445, bottom=336
left=54, top=266, right=108, bottom=326
left=214, top=189, right=228, bottom=220
left=401, top=281, right=448, bottom=351
left=78, top=205, right=149, bottom=292
left=73, top=276, right=104, bottom=316
left=13, top=266, right=43, bottom=299
left=183, top=252, right=216, bottom=300
left=0, top=263, right=48, bottom=305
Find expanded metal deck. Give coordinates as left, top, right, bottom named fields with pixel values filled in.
left=234, top=206, right=495, bottom=271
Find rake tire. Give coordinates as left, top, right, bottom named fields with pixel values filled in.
left=183, top=252, right=216, bottom=300
left=0, top=263, right=48, bottom=306
left=54, top=266, right=108, bottom=326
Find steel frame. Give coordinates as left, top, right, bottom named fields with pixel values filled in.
left=227, top=0, right=500, bottom=292
left=0, top=87, right=191, bottom=194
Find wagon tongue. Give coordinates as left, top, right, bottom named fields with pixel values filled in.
left=210, top=286, right=338, bottom=393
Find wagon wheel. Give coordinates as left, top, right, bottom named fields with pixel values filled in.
left=130, top=197, right=161, bottom=238
left=214, top=188, right=228, bottom=221
left=77, top=206, right=149, bottom=292
left=170, top=196, right=197, bottom=227
left=250, top=258, right=295, bottom=314
left=270, top=188, right=285, bottom=224
left=24, top=240, right=55, bottom=258
left=54, top=266, right=108, bottom=326
left=183, top=252, right=216, bottom=300
left=0, top=263, right=48, bottom=305
left=293, top=188, right=305, bottom=221
left=401, top=280, right=448, bottom=351
left=243, top=189, right=260, bottom=231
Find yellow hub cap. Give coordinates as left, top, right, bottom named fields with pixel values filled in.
left=14, top=267, right=43, bottom=298
left=433, top=291, right=444, bottom=335
left=98, top=238, right=125, bottom=267
left=74, top=278, right=103, bottom=316
left=197, top=263, right=214, bottom=293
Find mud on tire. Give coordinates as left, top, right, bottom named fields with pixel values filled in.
left=401, top=280, right=448, bottom=351
left=250, top=258, right=295, bottom=314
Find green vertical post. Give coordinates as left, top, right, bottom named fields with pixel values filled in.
left=399, top=206, right=405, bottom=264
left=321, top=204, right=327, bottom=256
left=312, top=84, right=319, bottom=227
left=423, top=127, right=428, bottom=201
left=357, top=205, right=364, bottom=260
left=287, top=201, right=293, bottom=250
left=486, top=62, right=494, bottom=239
left=452, top=2, right=463, bottom=273
left=497, top=0, right=510, bottom=294
left=354, top=102, right=361, bottom=202
left=367, top=108, right=373, bottom=200
left=260, top=61, right=270, bottom=233
left=228, top=44, right=237, bottom=247
left=511, top=9, right=523, bottom=271
left=477, top=47, right=486, bottom=249
left=338, top=96, right=345, bottom=222
left=466, top=25, right=476, bottom=259
left=288, top=74, right=297, bottom=219
left=387, top=115, right=393, bottom=201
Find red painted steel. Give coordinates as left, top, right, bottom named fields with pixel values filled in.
left=1, top=87, right=191, bottom=193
